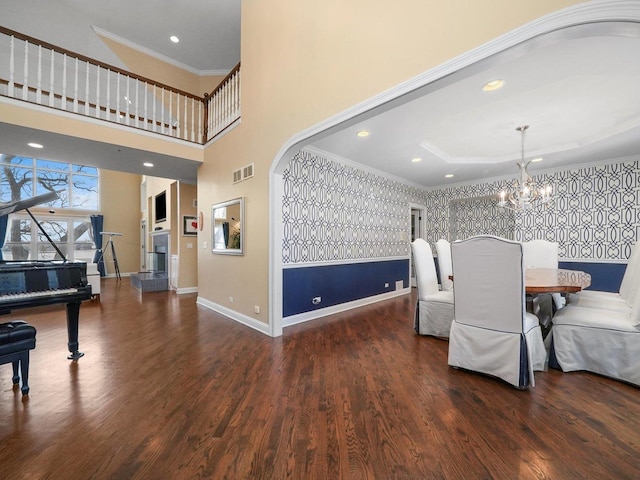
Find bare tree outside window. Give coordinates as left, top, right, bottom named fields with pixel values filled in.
left=1, top=154, right=99, bottom=261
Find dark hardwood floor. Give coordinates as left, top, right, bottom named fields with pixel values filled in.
left=1, top=279, right=638, bottom=479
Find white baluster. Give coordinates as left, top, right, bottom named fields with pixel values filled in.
left=161, top=88, right=165, bottom=134
left=144, top=82, right=148, bottom=130
left=116, top=72, right=121, bottom=123
left=190, top=97, right=195, bottom=142
left=175, top=93, right=180, bottom=138
left=8, top=36, right=15, bottom=97
left=152, top=85, right=157, bottom=132
left=236, top=72, right=240, bottom=116
left=61, top=54, right=67, bottom=110
left=36, top=45, right=42, bottom=103
left=184, top=95, right=188, bottom=140
left=215, top=92, right=220, bottom=136
left=134, top=79, right=139, bottom=128
left=169, top=90, right=173, bottom=136
left=49, top=50, right=55, bottom=107
left=84, top=61, right=90, bottom=115
left=198, top=99, right=203, bottom=143
left=73, top=57, right=79, bottom=112
left=236, top=70, right=241, bottom=117
left=95, top=65, right=100, bottom=118
left=106, top=69, right=111, bottom=120
left=22, top=40, right=29, bottom=100
left=125, top=77, right=130, bottom=125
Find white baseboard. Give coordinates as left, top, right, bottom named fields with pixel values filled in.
left=283, top=288, right=411, bottom=328
left=196, top=297, right=271, bottom=336
left=176, top=287, right=198, bottom=294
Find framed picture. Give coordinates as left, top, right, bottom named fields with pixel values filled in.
left=183, top=215, right=198, bottom=236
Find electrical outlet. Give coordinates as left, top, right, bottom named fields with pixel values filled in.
left=312, top=296, right=321, bottom=305
left=203, top=241, right=208, bottom=249
left=229, top=296, right=234, bottom=303
left=385, top=282, right=389, bottom=288
left=254, top=306, right=260, bottom=314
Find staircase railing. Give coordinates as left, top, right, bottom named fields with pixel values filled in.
left=0, top=26, right=241, bottom=145
left=204, top=63, right=241, bottom=142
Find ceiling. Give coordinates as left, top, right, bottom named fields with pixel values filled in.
left=310, top=22, right=640, bottom=188
left=1, top=0, right=241, bottom=73
left=1, top=5, right=639, bottom=188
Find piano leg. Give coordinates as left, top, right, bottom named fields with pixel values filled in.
left=66, top=301, right=84, bottom=360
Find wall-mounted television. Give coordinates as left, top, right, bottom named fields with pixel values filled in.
left=154, top=191, right=167, bottom=223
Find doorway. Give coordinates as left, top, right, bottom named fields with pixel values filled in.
left=410, top=204, right=426, bottom=287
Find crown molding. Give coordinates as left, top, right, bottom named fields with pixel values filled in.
left=92, top=25, right=229, bottom=77
left=302, top=146, right=429, bottom=191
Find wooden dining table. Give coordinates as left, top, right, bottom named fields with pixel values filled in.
left=524, top=268, right=591, bottom=294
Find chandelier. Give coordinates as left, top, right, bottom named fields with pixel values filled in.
left=498, top=125, right=553, bottom=212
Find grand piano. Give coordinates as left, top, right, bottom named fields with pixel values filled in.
left=0, top=192, right=92, bottom=359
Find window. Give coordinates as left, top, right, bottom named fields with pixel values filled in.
left=1, top=155, right=99, bottom=210
left=2, top=215, right=95, bottom=262
left=1, top=154, right=100, bottom=261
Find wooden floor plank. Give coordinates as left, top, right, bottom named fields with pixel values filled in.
left=1, top=278, right=639, bottom=479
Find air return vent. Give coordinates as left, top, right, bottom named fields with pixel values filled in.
left=242, top=163, right=254, bottom=180
left=232, top=169, right=242, bottom=184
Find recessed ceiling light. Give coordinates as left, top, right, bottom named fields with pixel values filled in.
left=28, top=142, right=43, bottom=149
left=170, top=35, right=180, bottom=43
left=531, top=157, right=543, bottom=163
left=411, top=157, right=422, bottom=163
left=356, top=130, right=370, bottom=138
left=143, top=162, right=154, bottom=168
left=445, top=174, right=454, bottom=178
left=482, top=79, right=505, bottom=92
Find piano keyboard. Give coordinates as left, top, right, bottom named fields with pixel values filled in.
left=0, top=287, right=81, bottom=302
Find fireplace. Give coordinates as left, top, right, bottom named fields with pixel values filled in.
left=151, top=231, right=169, bottom=273
left=131, top=230, right=170, bottom=292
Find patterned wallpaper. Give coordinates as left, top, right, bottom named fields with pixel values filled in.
left=282, top=150, right=425, bottom=263
left=283, top=149, right=639, bottom=264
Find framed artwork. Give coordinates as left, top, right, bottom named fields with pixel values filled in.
left=183, top=215, right=198, bottom=236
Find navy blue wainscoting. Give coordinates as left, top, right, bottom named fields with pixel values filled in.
left=559, top=261, right=627, bottom=293
left=283, top=259, right=410, bottom=317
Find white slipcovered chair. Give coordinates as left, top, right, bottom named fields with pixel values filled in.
left=435, top=239, right=453, bottom=291
left=411, top=239, right=454, bottom=337
left=522, top=239, right=564, bottom=311
left=448, top=236, right=547, bottom=388
left=550, top=243, right=640, bottom=386
left=567, top=241, right=640, bottom=311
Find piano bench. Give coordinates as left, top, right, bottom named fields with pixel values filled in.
left=0, top=321, right=37, bottom=395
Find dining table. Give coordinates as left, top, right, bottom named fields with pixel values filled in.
left=524, top=267, right=591, bottom=294
left=448, top=268, right=592, bottom=294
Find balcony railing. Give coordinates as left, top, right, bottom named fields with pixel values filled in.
left=0, top=26, right=240, bottom=145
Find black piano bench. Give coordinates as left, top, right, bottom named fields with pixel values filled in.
left=0, top=321, right=37, bottom=395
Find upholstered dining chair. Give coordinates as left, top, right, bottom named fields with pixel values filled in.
left=568, top=241, right=640, bottom=310
left=448, top=235, right=547, bottom=388
left=411, top=239, right=454, bottom=337
left=550, top=280, right=640, bottom=387
left=549, top=241, right=640, bottom=387
left=435, top=239, right=453, bottom=291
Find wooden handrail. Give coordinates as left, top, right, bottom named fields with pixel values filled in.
left=0, top=25, right=204, bottom=102
left=205, top=62, right=241, bottom=98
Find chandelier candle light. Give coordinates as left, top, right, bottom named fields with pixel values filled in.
left=498, top=125, right=553, bottom=212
